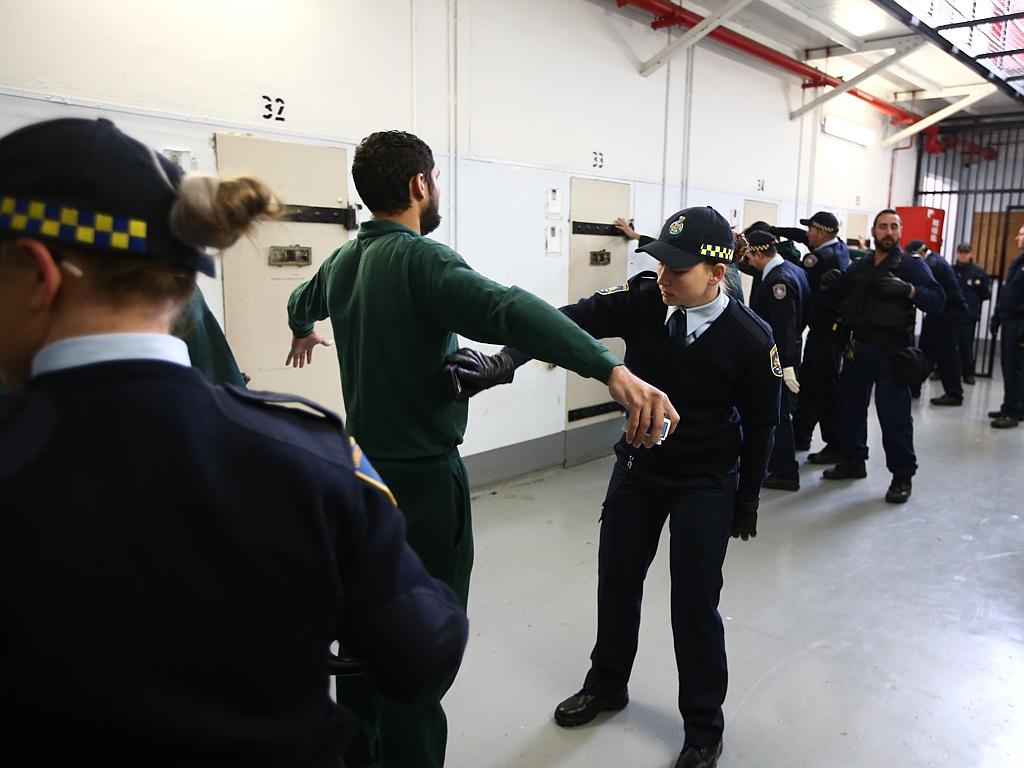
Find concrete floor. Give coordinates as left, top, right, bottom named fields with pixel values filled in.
left=445, top=376, right=1024, bottom=767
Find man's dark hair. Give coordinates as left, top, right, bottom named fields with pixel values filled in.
left=956, top=242, right=972, bottom=252
left=352, top=131, right=435, bottom=215
left=872, top=208, right=899, bottom=228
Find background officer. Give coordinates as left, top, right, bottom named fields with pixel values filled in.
left=451, top=206, right=781, bottom=768
left=953, top=242, right=991, bottom=385
left=818, top=209, right=944, bottom=503
left=907, top=240, right=967, bottom=405
left=742, top=230, right=809, bottom=491
left=771, top=211, right=851, bottom=464
left=286, top=130, right=678, bottom=768
left=989, top=223, right=1024, bottom=428
left=0, top=117, right=468, bottom=764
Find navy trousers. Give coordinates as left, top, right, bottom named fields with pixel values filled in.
left=958, top=320, right=979, bottom=377
left=838, top=340, right=918, bottom=477
left=793, top=326, right=843, bottom=449
left=1000, top=318, right=1024, bottom=420
left=768, top=389, right=798, bottom=479
left=920, top=313, right=963, bottom=398
left=584, top=461, right=734, bottom=748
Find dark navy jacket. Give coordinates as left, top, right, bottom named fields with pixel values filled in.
left=0, top=361, right=468, bottom=766
left=924, top=250, right=968, bottom=320
left=998, top=252, right=1024, bottom=321
left=749, top=259, right=810, bottom=370
left=551, top=273, right=781, bottom=500
left=772, top=227, right=851, bottom=329
left=825, top=247, right=945, bottom=347
left=954, top=260, right=991, bottom=322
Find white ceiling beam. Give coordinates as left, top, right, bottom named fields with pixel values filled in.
left=789, top=43, right=924, bottom=119
left=880, top=85, right=999, bottom=147
left=639, top=0, right=757, bottom=77
left=758, top=0, right=864, bottom=52
left=892, top=83, right=999, bottom=102
left=846, top=53, right=945, bottom=93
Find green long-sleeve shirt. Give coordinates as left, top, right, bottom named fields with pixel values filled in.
left=288, top=219, right=621, bottom=460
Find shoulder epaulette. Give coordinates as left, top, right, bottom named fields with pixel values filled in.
left=731, top=300, right=774, bottom=343
left=223, top=384, right=343, bottom=429
left=0, top=391, right=57, bottom=482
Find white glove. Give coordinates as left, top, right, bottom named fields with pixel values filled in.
left=782, top=366, right=800, bottom=394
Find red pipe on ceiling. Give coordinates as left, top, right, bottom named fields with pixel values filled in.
left=615, top=0, right=921, bottom=125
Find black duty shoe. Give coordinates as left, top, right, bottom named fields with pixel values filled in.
left=807, top=446, right=844, bottom=465
left=963, top=375, right=976, bottom=385
left=763, top=473, right=799, bottom=491
left=885, top=475, right=913, bottom=504
left=822, top=460, right=867, bottom=480
left=554, top=690, right=628, bottom=727
left=991, top=415, right=1021, bottom=429
left=930, top=394, right=963, bottom=406
left=675, top=741, right=723, bottom=768
left=988, top=409, right=1005, bottom=418
left=911, top=390, right=921, bottom=399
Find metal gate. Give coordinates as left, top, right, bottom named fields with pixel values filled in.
left=914, top=116, right=1024, bottom=377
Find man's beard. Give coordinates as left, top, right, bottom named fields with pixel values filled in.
left=877, top=235, right=897, bottom=251
left=420, top=195, right=442, bottom=236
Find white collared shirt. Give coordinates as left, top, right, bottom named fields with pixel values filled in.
left=762, top=254, right=785, bottom=280
left=664, top=287, right=730, bottom=344
left=31, top=333, right=192, bottom=378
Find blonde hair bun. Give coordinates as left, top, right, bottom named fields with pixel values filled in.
left=169, top=174, right=281, bottom=250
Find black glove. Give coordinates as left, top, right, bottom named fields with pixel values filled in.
left=732, top=496, right=758, bottom=541
left=990, top=314, right=1001, bottom=338
left=442, top=348, right=516, bottom=401
left=875, top=274, right=913, bottom=298
left=819, top=268, right=841, bottom=289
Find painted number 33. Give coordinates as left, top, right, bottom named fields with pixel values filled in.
left=262, top=95, right=286, bottom=122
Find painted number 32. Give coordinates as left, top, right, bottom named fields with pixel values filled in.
left=262, top=95, right=286, bottom=122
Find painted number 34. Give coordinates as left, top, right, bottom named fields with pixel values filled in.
left=262, top=95, right=286, bottom=122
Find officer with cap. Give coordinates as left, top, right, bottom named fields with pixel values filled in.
left=771, top=211, right=851, bottom=464
left=953, top=242, right=991, bottom=385
left=905, top=240, right=967, bottom=405
left=0, top=118, right=469, bottom=764
left=615, top=216, right=746, bottom=302
left=744, top=220, right=802, bottom=265
left=817, top=209, right=944, bottom=503
left=286, top=130, right=677, bottom=768
left=448, top=206, right=781, bottom=768
left=742, top=230, right=810, bottom=491
left=989, top=223, right=1024, bottom=428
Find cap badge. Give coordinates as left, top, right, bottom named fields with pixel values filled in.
left=668, top=215, right=686, bottom=236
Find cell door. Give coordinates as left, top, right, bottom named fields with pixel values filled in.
left=567, top=177, right=630, bottom=429
left=215, top=134, right=350, bottom=413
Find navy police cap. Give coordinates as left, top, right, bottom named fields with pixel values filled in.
left=637, top=206, right=735, bottom=268
left=0, top=118, right=215, bottom=276
left=799, top=210, right=839, bottom=234
left=745, top=229, right=777, bottom=252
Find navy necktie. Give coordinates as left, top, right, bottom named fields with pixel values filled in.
left=668, top=308, right=688, bottom=347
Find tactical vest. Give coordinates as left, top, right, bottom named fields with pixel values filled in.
left=840, top=251, right=916, bottom=346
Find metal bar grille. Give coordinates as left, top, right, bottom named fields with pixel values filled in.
left=913, top=125, right=1024, bottom=378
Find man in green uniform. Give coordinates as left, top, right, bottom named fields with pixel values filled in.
left=285, top=130, right=678, bottom=768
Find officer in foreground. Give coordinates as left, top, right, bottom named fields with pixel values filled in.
left=0, top=118, right=468, bottom=765
left=451, top=207, right=781, bottom=768
left=906, top=240, right=966, bottom=405
left=989, top=223, right=1024, bottom=428
left=818, top=209, right=944, bottom=503
left=952, top=243, right=991, bottom=385
left=742, top=230, right=809, bottom=490
left=771, top=212, right=851, bottom=463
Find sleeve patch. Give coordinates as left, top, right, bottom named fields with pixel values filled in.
left=802, top=253, right=819, bottom=268
left=770, top=345, right=783, bottom=377
left=597, top=283, right=629, bottom=295
left=772, top=284, right=788, bottom=300
left=350, top=437, right=397, bottom=507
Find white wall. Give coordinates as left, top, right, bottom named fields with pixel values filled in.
left=0, top=0, right=910, bottom=457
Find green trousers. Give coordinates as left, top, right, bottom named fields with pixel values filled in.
left=339, top=450, right=473, bottom=768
